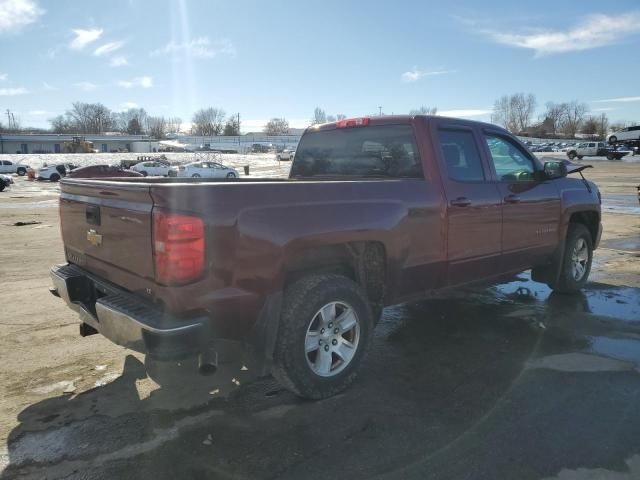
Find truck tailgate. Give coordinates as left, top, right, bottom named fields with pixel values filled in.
left=59, top=181, right=155, bottom=280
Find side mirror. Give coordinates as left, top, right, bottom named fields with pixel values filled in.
left=543, top=161, right=567, bottom=180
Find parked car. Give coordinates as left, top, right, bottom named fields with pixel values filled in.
left=251, top=143, right=271, bottom=153
left=66, top=165, right=144, bottom=179
left=50, top=115, right=601, bottom=400
left=0, top=173, right=13, bottom=191
left=0, top=160, right=29, bottom=176
left=131, top=161, right=171, bottom=177
left=607, top=125, right=640, bottom=143
left=175, top=161, right=239, bottom=178
left=276, top=149, right=295, bottom=161
left=567, top=142, right=629, bottom=160
left=37, top=163, right=77, bottom=182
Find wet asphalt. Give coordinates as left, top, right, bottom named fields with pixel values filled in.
left=2, top=273, right=640, bottom=480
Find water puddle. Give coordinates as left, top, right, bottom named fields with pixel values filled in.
left=601, top=193, right=640, bottom=215
left=589, top=337, right=640, bottom=365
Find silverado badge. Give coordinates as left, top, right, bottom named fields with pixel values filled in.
left=87, top=229, right=103, bottom=247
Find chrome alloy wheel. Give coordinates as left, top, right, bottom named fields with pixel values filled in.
left=304, top=301, right=360, bottom=377
left=571, top=237, right=589, bottom=281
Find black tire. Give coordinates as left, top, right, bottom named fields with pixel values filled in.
left=17, top=168, right=26, bottom=176
left=192, top=173, right=201, bottom=178
left=0, top=182, right=5, bottom=192
left=577, top=155, right=583, bottom=160
left=226, top=172, right=236, bottom=178
left=272, top=274, right=374, bottom=400
left=609, top=136, right=617, bottom=144
left=606, top=153, right=614, bottom=160
left=140, top=171, right=148, bottom=177
left=567, top=151, right=576, bottom=160
left=50, top=173, right=61, bottom=182
left=548, top=223, right=593, bottom=294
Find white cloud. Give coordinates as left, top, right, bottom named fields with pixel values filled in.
left=439, top=109, right=493, bottom=117
left=69, top=28, right=103, bottom=50
left=401, top=67, right=455, bottom=83
left=118, top=76, right=152, bottom=88
left=593, top=96, right=640, bottom=103
left=592, top=107, right=615, bottom=112
left=74, top=81, right=97, bottom=91
left=0, top=87, right=28, bottom=95
left=119, top=101, right=139, bottom=111
left=109, top=55, right=129, bottom=67
left=42, top=81, right=56, bottom=90
left=480, top=12, right=640, bottom=56
left=28, top=109, right=50, bottom=115
left=0, top=73, right=6, bottom=80
left=93, top=40, right=124, bottom=56
left=150, top=37, right=236, bottom=59
left=0, top=0, right=44, bottom=32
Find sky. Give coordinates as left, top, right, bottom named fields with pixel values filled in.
left=1, top=0, right=640, bottom=132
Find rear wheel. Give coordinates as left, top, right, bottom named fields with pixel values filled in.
left=17, top=167, right=26, bottom=176
left=606, top=153, right=614, bottom=160
left=548, top=223, right=593, bottom=293
left=50, top=173, right=61, bottom=182
left=272, top=274, right=374, bottom=399
left=568, top=151, right=576, bottom=160
left=577, top=155, right=583, bottom=160
left=0, top=182, right=5, bottom=192
left=192, top=173, right=201, bottom=178
left=226, top=172, right=236, bottom=178
left=140, top=171, right=148, bottom=177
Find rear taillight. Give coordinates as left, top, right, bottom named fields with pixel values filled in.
left=153, top=211, right=204, bottom=285
left=335, top=117, right=370, bottom=128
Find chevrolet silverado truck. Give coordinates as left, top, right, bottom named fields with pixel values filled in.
left=50, top=115, right=602, bottom=399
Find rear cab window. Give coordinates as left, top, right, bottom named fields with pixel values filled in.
left=291, top=124, right=422, bottom=179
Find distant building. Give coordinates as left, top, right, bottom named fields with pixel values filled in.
left=0, top=133, right=158, bottom=154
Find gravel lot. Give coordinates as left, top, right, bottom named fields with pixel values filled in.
left=0, top=153, right=639, bottom=479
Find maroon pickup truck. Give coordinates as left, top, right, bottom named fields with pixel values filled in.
left=51, top=115, right=602, bottom=399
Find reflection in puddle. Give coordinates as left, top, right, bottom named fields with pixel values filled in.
left=590, top=337, right=640, bottom=365
left=490, top=274, right=640, bottom=323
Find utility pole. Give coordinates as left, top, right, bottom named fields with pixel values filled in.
left=378, top=106, right=382, bottom=116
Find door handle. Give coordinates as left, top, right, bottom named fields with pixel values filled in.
left=450, top=197, right=471, bottom=207
left=504, top=194, right=521, bottom=204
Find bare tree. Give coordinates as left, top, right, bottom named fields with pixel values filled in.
left=560, top=101, right=588, bottom=138
left=595, top=113, right=609, bottom=139
left=146, top=116, right=167, bottom=139
left=311, top=107, right=327, bottom=125
left=49, top=114, right=74, bottom=133
left=326, top=115, right=336, bottom=123
left=223, top=115, right=240, bottom=136
left=127, top=118, right=143, bottom=135
left=491, top=93, right=536, bottom=133
left=166, top=117, right=183, bottom=134
left=491, top=95, right=518, bottom=133
left=541, top=102, right=569, bottom=135
left=410, top=106, right=438, bottom=115
left=112, top=108, right=148, bottom=133
left=336, top=114, right=347, bottom=121
left=192, top=107, right=226, bottom=136
left=581, top=116, right=599, bottom=136
left=264, top=118, right=289, bottom=135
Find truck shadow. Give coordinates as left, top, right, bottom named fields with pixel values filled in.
left=2, top=277, right=640, bottom=479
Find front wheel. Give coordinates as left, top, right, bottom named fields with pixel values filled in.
left=17, top=168, right=26, bottom=176
left=577, top=155, right=583, bottom=160
left=567, top=151, right=576, bottom=160
left=272, top=274, right=374, bottom=399
left=606, top=153, right=614, bottom=160
left=192, top=173, right=201, bottom=178
left=548, top=223, right=593, bottom=293
left=140, top=171, right=148, bottom=177
left=50, top=173, right=61, bottom=182
left=226, top=172, right=236, bottom=178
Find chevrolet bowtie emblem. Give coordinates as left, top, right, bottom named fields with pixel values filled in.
left=87, top=229, right=103, bottom=246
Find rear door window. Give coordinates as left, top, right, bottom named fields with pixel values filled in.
left=291, top=125, right=422, bottom=178
left=438, top=129, right=485, bottom=182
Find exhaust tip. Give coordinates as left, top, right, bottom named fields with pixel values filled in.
left=198, top=349, right=218, bottom=376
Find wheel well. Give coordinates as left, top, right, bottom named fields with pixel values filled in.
left=284, top=242, right=386, bottom=305
left=569, top=211, right=599, bottom=244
